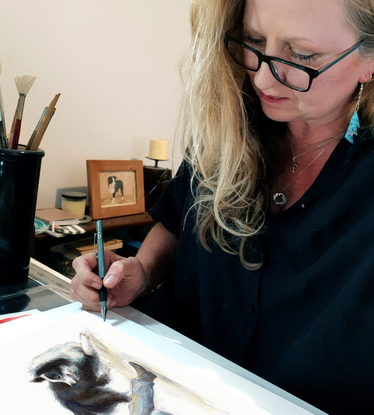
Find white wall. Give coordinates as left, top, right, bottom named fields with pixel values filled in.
left=0, top=0, right=191, bottom=208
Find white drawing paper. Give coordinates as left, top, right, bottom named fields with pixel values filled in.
left=0, top=311, right=269, bottom=415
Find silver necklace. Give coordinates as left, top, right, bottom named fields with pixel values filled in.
left=289, top=132, right=344, bottom=173
left=273, top=138, right=341, bottom=206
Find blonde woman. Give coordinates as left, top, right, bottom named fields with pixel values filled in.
left=71, top=0, right=374, bottom=412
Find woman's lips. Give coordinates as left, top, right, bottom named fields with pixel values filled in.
left=259, top=91, right=290, bottom=105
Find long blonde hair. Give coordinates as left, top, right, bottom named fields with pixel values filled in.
left=180, top=0, right=374, bottom=268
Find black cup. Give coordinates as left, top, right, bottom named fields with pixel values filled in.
left=0, top=146, right=44, bottom=285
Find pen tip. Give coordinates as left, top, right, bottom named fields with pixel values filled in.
left=101, top=307, right=107, bottom=322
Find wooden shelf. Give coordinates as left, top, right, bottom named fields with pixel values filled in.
left=34, top=212, right=154, bottom=240
left=80, top=212, right=154, bottom=233
left=32, top=212, right=155, bottom=276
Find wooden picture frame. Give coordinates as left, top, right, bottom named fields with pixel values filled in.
left=86, top=160, right=145, bottom=219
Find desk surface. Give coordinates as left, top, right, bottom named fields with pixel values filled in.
left=0, top=259, right=72, bottom=314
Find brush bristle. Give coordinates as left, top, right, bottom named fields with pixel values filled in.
left=15, top=75, right=36, bottom=95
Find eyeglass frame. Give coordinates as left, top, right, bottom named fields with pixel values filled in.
left=224, top=32, right=366, bottom=92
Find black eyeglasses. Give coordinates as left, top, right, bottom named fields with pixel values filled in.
left=225, top=32, right=365, bottom=92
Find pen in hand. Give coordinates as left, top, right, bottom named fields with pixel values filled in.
left=96, top=220, right=107, bottom=322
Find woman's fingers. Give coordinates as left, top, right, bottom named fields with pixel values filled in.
left=70, top=253, right=148, bottom=309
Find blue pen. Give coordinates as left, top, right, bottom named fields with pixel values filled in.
left=95, top=220, right=107, bottom=321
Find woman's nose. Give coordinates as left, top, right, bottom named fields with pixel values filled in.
left=251, top=61, right=278, bottom=91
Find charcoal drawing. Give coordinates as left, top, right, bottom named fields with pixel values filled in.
left=29, top=333, right=130, bottom=414
left=0, top=312, right=268, bottom=414
left=29, top=332, right=174, bottom=415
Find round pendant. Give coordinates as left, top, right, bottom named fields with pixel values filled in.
left=273, top=192, right=287, bottom=206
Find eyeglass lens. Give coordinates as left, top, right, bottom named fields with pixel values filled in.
left=229, top=39, right=310, bottom=91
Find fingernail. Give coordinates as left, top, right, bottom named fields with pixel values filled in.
left=104, top=274, right=115, bottom=286
left=93, top=282, right=101, bottom=290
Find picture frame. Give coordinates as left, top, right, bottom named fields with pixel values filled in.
left=86, top=160, right=145, bottom=219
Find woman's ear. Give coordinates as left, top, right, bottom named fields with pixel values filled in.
left=358, top=59, right=374, bottom=83
left=358, top=73, right=372, bottom=83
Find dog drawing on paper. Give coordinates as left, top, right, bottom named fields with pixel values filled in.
left=29, top=333, right=174, bottom=415
left=108, top=176, right=124, bottom=203
left=29, top=333, right=130, bottom=415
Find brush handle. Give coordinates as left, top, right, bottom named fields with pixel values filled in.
left=11, top=118, right=22, bottom=149
left=28, top=107, right=56, bottom=150
left=0, top=86, right=7, bottom=147
left=0, top=119, right=6, bottom=149
left=28, top=93, right=60, bottom=151
left=9, top=95, right=26, bottom=149
left=26, top=107, right=47, bottom=150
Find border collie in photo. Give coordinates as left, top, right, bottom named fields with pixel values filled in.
left=108, top=176, right=124, bottom=203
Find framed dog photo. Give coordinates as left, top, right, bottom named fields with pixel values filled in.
left=86, top=160, right=145, bottom=219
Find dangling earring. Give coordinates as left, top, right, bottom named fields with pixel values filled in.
left=345, top=82, right=364, bottom=144
left=345, top=74, right=372, bottom=143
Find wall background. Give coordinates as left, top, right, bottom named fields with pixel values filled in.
left=0, top=0, right=191, bottom=208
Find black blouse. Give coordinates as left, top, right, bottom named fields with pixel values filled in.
left=145, top=128, right=374, bottom=414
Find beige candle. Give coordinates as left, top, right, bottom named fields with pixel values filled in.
left=148, top=139, right=169, bottom=160
left=61, top=191, right=87, bottom=219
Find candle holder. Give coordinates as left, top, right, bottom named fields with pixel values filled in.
left=143, top=162, right=171, bottom=211
left=145, top=156, right=169, bottom=168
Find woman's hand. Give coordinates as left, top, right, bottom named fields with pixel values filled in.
left=70, top=250, right=149, bottom=312
left=70, top=222, right=178, bottom=312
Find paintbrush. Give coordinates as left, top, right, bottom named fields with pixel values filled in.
left=0, top=63, right=7, bottom=149
left=9, top=75, right=36, bottom=149
left=26, top=106, right=56, bottom=150
left=27, top=93, right=60, bottom=151
left=26, top=106, right=47, bottom=150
